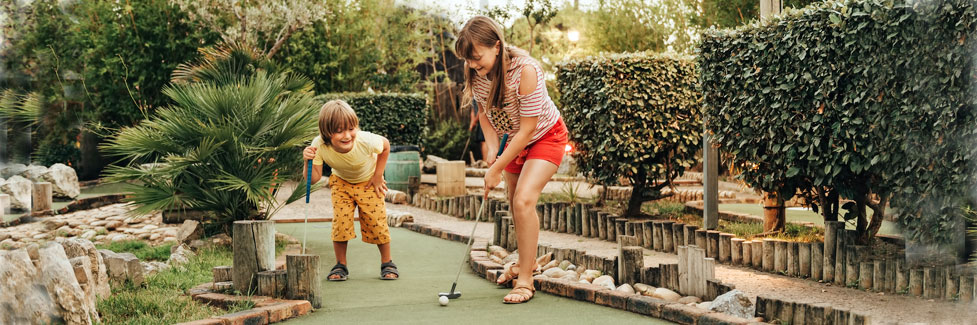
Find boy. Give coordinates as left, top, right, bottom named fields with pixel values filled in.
left=303, top=100, right=398, bottom=281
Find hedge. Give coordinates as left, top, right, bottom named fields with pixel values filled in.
left=557, top=52, right=702, bottom=217
left=315, top=93, right=428, bottom=146
left=698, top=0, right=977, bottom=248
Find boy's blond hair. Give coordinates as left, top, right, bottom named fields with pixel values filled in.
left=318, top=100, right=359, bottom=146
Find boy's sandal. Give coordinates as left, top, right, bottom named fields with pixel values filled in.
left=327, top=263, right=348, bottom=281
left=503, top=284, right=535, bottom=304
left=380, top=261, right=399, bottom=280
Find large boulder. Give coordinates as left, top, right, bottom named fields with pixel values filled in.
left=24, top=164, right=49, bottom=181
left=0, top=163, right=27, bottom=178
left=38, top=243, right=97, bottom=324
left=42, top=164, right=80, bottom=199
left=59, top=238, right=111, bottom=299
left=709, top=289, right=755, bottom=319
left=168, top=244, right=195, bottom=267
left=0, top=249, right=62, bottom=324
left=98, top=249, right=144, bottom=287
left=0, top=175, right=32, bottom=211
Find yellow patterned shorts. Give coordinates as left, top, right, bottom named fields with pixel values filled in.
left=329, top=174, right=390, bottom=244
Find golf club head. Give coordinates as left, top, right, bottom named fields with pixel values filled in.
left=438, top=291, right=462, bottom=299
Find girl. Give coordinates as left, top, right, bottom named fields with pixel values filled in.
left=455, top=16, right=568, bottom=304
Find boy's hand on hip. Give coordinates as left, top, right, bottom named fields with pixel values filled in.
left=366, top=175, right=388, bottom=198
left=303, top=146, right=317, bottom=160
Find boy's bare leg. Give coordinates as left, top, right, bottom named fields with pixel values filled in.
left=377, top=243, right=396, bottom=278
left=505, top=159, right=558, bottom=303
left=330, top=241, right=348, bottom=280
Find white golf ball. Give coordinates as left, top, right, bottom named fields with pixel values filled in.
left=438, top=295, right=449, bottom=306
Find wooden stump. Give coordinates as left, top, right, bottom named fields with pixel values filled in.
left=672, top=223, right=684, bottom=248
left=752, top=239, right=763, bottom=268
left=762, top=239, right=775, bottom=272
left=707, top=231, right=720, bottom=259
left=731, top=238, right=745, bottom=265
left=811, top=243, right=823, bottom=281
left=774, top=240, right=788, bottom=273
left=597, top=212, right=608, bottom=240
left=924, top=267, right=940, bottom=299
left=652, top=222, right=663, bottom=251
left=232, top=220, right=276, bottom=294
left=257, top=270, right=287, bottom=298
left=718, top=233, right=733, bottom=263
left=684, top=225, right=698, bottom=247
left=507, top=223, right=517, bottom=251
left=823, top=221, right=839, bottom=282
left=662, top=221, right=675, bottom=253
left=896, top=259, right=909, bottom=294
left=620, top=246, right=644, bottom=285
left=436, top=161, right=465, bottom=196
left=834, top=230, right=849, bottom=286
left=213, top=266, right=232, bottom=283
left=32, top=182, right=53, bottom=212
left=858, top=261, right=873, bottom=290
left=615, top=219, right=627, bottom=241
left=286, top=254, right=322, bottom=308
left=872, top=260, right=884, bottom=292
left=606, top=215, right=618, bottom=241
left=910, top=268, right=924, bottom=296
left=945, top=267, right=960, bottom=300
left=695, top=229, right=707, bottom=252
left=786, top=241, right=798, bottom=276
left=959, top=272, right=974, bottom=302
left=642, top=221, right=654, bottom=249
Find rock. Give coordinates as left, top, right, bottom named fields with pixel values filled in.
left=98, top=249, right=144, bottom=287
left=678, top=296, right=702, bottom=304
left=56, top=225, right=73, bottom=235
left=33, top=233, right=50, bottom=240
left=105, top=221, right=123, bottom=230
left=543, top=267, right=567, bottom=278
left=558, top=260, right=571, bottom=270
left=42, top=219, right=68, bottom=230
left=562, top=271, right=579, bottom=282
left=540, top=259, right=559, bottom=271
left=150, top=233, right=161, bottom=241
left=567, top=264, right=577, bottom=271
left=652, top=288, right=682, bottom=302
left=39, top=243, right=98, bottom=324
left=0, top=163, right=27, bottom=178
left=275, top=232, right=300, bottom=245
left=91, top=220, right=108, bottom=227
left=709, top=289, right=755, bottom=319
left=94, top=235, right=106, bottom=241
left=593, top=275, right=616, bottom=290
left=579, top=279, right=591, bottom=284
left=210, top=234, right=231, bottom=247
left=142, top=261, right=170, bottom=275
left=0, top=175, right=32, bottom=211
left=176, top=220, right=203, bottom=244
left=0, top=248, right=62, bottom=324
left=59, top=238, right=111, bottom=299
left=0, top=233, right=9, bottom=241
left=616, top=284, right=636, bottom=294
left=487, top=245, right=508, bottom=259
left=24, top=164, right=48, bottom=181
left=81, top=231, right=97, bottom=240
left=634, top=283, right=655, bottom=294
left=168, top=244, right=195, bottom=267
left=489, top=255, right=504, bottom=264
left=95, top=227, right=107, bottom=234
left=501, top=252, right=519, bottom=264
left=697, top=302, right=713, bottom=310
left=69, top=257, right=91, bottom=284
left=41, top=164, right=80, bottom=199
left=385, top=189, right=409, bottom=204
left=142, top=225, right=158, bottom=231
left=581, top=269, right=601, bottom=283
left=138, top=233, right=151, bottom=240
left=110, top=234, right=128, bottom=242
left=188, top=239, right=208, bottom=250
left=423, top=155, right=448, bottom=173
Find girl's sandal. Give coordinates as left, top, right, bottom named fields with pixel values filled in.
left=496, top=262, right=541, bottom=285
left=502, top=284, right=535, bottom=304
left=328, top=263, right=348, bottom=281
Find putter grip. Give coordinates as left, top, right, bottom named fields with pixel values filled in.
left=306, top=159, right=313, bottom=203
left=497, top=134, right=508, bottom=157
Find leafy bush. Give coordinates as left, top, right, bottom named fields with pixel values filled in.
left=316, top=93, right=428, bottom=146
left=103, top=47, right=320, bottom=228
left=421, top=120, right=469, bottom=161
left=698, top=0, right=977, bottom=247
left=557, top=52, right=701, bottom=217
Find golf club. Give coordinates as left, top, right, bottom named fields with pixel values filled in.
left=439, top=134, right=508, bottom=299
left=302, top=159, right=312, bottom=254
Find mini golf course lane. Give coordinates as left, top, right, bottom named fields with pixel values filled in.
left=277, top=223, right=671, bottom=325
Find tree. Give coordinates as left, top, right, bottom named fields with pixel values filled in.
left=522, top=0, right=559, bottom=55
left=170, top=0, right=329, bottom=59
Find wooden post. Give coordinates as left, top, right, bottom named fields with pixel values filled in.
left=672, top=223, right=684, bottom=248
left=858, top=261, right=873, bottom=290
left=501, top=216, right=512, bottom=251
left=811, top=243, right=823, bottom=281
left=762, top=239, right=775, bottom=272
left=507, top=223, right=517, bottom=251
left=896, top=259, right=909, bottom=294
left=924, top=267, right=939, bottom=299
left=707, top=231, right=720, bottom=259
left=213, top=266, right=233, bottom=283
left=718, top=233, right=733, bottom=263
left=597, top=212, right=608, bottom=240
left=945, top=266, right=960, bottom=300
left=834, top=229, right=848, bottom=286
left=286, top=254, right=322, bottom=308
left=31, top=182, right=53, bottom=212
left=910, top=268, right=924, bottom=296
left=257, top=270, right=287, bottom=298
left=606, top=215, right=618, bottom=241
left=615, top=219, right=627, bottom=240
left=232, top=220, right=276, bottom=294
left=436, top=161, right=465, bottom=196
left=823, top=221, right=839, bottom=282
left=752, top=239, right=763, bottom=268
left=695, top=229, right=707, bottom=252
left=731, top=238, right=744, bottom=265
left=653, top=221, right=664, bottom=251
left=662, top=221, right=675, bottom=253
left=642, top=221, right=654, bottom=249
left=620, top=246, right=644, bottom=285
left=742, top=241, right=753, bottom=267
left=799, top=242, right=811, bottom=278
left=684, top=224, right=698, bottom=247
left=786, top=241, right=798, bottom=276
left=959, top=271, right=974, bottom=302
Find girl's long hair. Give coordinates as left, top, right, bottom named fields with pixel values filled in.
left=455, top=16, right=528, bottom=111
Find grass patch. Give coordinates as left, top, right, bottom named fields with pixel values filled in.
left=639, top=200, right=824, bottom=243
left=96, top=244, right=252, bottom=324
left=96, top=240, right=174, bottom=261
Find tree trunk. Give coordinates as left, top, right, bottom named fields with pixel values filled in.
left=625, top=180, right=646, bottom=218
left=231, top=220, right=276, bottom=294
left=763, top=191, right=786, bottom=233
left=862, top=194, right=889, bottom=245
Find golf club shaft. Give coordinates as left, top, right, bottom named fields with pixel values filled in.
left=303, top=159, right=312, bottom=254
left=449, top=134, right=508, bottom=288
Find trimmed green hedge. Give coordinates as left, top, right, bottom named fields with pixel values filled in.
left=557, top=52, right=701, bottom=217
left=698, top=0, right=977, bottom=247
left=315, top=93, right=428, bottom=146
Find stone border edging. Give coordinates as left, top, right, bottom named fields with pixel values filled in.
left=177, top=282, right=313, bottom=325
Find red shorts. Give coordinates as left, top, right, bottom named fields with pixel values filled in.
left=503, top=118, right=569, bottom=174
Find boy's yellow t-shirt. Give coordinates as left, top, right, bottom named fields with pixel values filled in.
left=311, top=131, right=384, bottom=184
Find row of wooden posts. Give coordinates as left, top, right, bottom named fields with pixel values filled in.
left=219, top=220, right=322, bottom=308
left=414, top=194, right=977, bottom=303
left=755, top=296, right=870, bottom=325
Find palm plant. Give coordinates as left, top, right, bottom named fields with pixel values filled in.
left=102, top=43, right=321, bottom=228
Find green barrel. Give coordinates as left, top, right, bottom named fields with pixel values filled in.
left=384, top=150, right=421, bottom=193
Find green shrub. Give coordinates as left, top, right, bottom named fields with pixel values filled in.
left=316, top=93, right=428, bottom=146
left=557, top=52, right=701, bottom=217
left=421, top=120, right=469, bottom=161
left=698, top=0, right=977, bottom=247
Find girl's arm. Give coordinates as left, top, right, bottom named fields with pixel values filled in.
left=488, top=65, right=543, bottom=171
left=478, top=109, right=500, bottom=164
